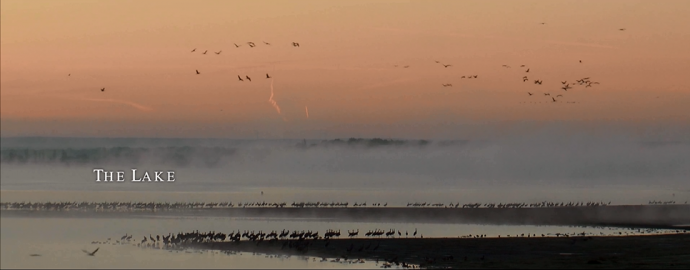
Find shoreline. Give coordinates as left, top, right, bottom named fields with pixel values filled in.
left=177, top=234, right=690, bottom=268
left=3, top=205, right=689, bottom=229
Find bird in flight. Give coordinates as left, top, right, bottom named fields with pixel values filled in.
left=435, top=61, right=440, bottom=63
left=68, top=74, right=71, bottom=76
left=215, top=50, right=222, bottom=55
left=502, top=65, right=511, bottom=68
left=528, top=92, right=533, bottom=96
left=561, top=81, right=567, bottom=85
left=266, top=73, right=271, bottom=79
left=525, top=68, right=530, bottom=73
left=100, top=88, right=105, bottom=92
left=442, top=84, right=453, bottom=87
left=238, top=75, right=244, bottom=81
left=292, top=42, right=300, bottom=47
left=540, top=22, right=546, bottom=25
left=247, top=42, right=256, bottom=48
left=191, top=48, right=196, bottom=52
left=234, top=43, right=241, bottom=48
left=556, top=94, right=563, bottom=97
left=472, top=75, right=478, bottom=78
left=82, top=247, right=100, bottom=256
left=263, top=41, right=271, bottom=45
left=579, top=60, right=582, bottom=63
left=246, top=75, right=252, bottom=82
left=552, top=97, right=557, bottom=102
left=202, top=50, right=208, bottom=54
left=544, top=93, right=550, bottom=96
left=196, top=70, right=200, bottom=75
left=619, top=28, right=626, bottom=31
left=403, top=65, right=409, bottom=68
left=443, top=64, right=452, bottom=68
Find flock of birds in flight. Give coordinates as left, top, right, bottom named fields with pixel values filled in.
left=57, top=24, right=645, bottom=126
left=56, top=22, right=641, bottom=123
left=92, top=41, right=298, bottom=93
left=79, top=25, right=628, bottom=111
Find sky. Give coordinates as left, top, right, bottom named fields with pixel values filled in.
left=1, top=0, right=689, bottom=139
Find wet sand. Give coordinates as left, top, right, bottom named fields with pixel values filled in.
left=3, top=205, right=689, bottom=228
left=182, top=234, right=690, bottom=269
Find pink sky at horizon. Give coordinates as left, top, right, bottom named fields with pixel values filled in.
left=2, top=0, right=689, bottom=138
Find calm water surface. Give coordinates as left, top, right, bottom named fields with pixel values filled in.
left=1, top=215, right=662, bottom=269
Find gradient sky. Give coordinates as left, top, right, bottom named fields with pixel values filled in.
left=2, top=0, right=689, bottom=139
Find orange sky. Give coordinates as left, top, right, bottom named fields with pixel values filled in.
left=2, top=0, right=689, bottom=138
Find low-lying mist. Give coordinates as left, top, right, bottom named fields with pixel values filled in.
left=2, top=128, right=689, bottom=195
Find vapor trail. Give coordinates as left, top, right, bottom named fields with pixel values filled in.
left=370, top=27, right=618, bottom=49
left=74, top=97, right=154, bottom=112
left=305, top=106, right=309, bottom=118
left=268, top=79, right=286, bottom=122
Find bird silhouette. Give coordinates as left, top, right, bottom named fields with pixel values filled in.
left=202, top=50, right=208, bottom=54
left=238, top=75, right=244, bottom=81
left=266, top=73, right=271, bottom=79
left=292, top=42, right=300, bottom=47
left=619, top=28, right=626, bottom=31
left=68, top=74, right=71, bottom=76
left=525, top=68, right=530, bottom=73
left=215, top=50, right=222, bottom=55
left=247, top=42, right=256, bottom=48
left=82, top=247, right=99, bottom=256
left=100, top=88, right=105, bottom=92
left=528, top=92, right=533, bottom=96
left=234, top=43, right=241, bottom=48
left=191, top=48, right=196, bottom=52
left=263, top=41, right=271, bottom=45
left=552, top=97, right=557, bottom=102
left=443, top=64, right=452, bottom=68
left=246, top=76, right=251, bottom=81
left=196, top=70, right=200, bottom=75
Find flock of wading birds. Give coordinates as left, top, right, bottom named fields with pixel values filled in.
left=74, top=37, right=606, bottom=107
left=74, top=226, right=687, bottom=268
left=7, top=200, right=686, bottom=211
left=3, top=199, right=685, bottom=211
